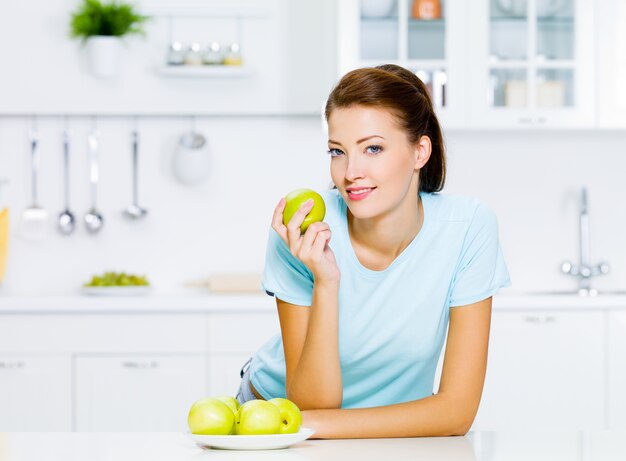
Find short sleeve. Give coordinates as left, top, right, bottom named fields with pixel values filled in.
left=261, top=227, right=314, bottom=306
left=449, top=203, right=511, bottom=307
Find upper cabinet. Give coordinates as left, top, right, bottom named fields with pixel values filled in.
left=338, top=0, right=597, bottom=129
left=596, top=0, right=626, bottom=128
left=337, top=0, right=468, bottom=128
left=468, top=0, right=594, bottom=128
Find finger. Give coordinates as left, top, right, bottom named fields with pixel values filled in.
left=299, top=222, right=330, bottom=257
left=311, top=229, right=332, bottom=261
left=271, top=197, right=288, bottom=242
left=286, top=199, right=314, bottom=243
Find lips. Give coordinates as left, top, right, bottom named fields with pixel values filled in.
left=346, top=187, right=376, bottom=201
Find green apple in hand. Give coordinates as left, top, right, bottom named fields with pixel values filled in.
left=236, top=400, right=282, bottom=435
left=188, top=398, right=236, bottom=435
left=268, top=398, right=302, bottom=434
left=282, top=189, right=326, bottom=234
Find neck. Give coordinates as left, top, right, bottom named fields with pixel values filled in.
left=348, top=192, right=424, bottom=260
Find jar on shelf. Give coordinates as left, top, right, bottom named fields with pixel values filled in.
left=223, top=43, right=242, bottom=66
left=166, top=41, right=185, bottom=66
left=411, top=0, right=441, bottom=20
left=184, top=43, right=203, bottom=66
left=203, top=42, right=223, bottom=65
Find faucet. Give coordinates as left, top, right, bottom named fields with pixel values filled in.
left=561, top=187, right=609, bottom=296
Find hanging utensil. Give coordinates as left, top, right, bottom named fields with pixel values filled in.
left=123, top=129, right=148, bottom=219
left=84, top=131, right=104, bottom=234
left=58, top=130, right=76, bottom=235
left=20, top=130, right=48, bottom=240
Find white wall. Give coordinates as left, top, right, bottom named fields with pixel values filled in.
left=2, top=116, right=625, bottom=295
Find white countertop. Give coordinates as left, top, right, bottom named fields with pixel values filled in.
left=1, top=290, right=626, bottom=313
left=0, top=431, right=624, bottom=461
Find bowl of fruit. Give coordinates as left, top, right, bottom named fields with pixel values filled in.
left=187, top=395, right=314, bottom=450
left=81, top=271, right=151, bottom=296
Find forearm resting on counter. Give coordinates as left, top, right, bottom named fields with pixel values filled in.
left=302, top=392, right=475, bottom=439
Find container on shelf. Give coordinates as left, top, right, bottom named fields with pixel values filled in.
left=184, top=43, right=203, bottom=66
left=223, top=43, right=242, bottom=66
left=166, top=41, right=185, bottom=66
left=203, top=42, right=223, bottom=65
left=411, top=0, right=441, bottom=20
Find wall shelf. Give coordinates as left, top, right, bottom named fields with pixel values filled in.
left=157, top=65, right=253, bottom=78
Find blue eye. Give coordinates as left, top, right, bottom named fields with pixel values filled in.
left=327, top=148, right=344, bottom=157
left=366, top=145, right=382, bottom=155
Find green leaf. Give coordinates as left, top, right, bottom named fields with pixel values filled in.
left=69, top=0, right=149, bottom=40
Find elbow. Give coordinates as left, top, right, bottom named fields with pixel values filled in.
left=286, top=388, right=342, bottom=410
left=448, top=414, right=475, bottom=436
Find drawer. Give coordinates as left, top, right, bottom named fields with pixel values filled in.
left=208, top=313, right=280, bottom=353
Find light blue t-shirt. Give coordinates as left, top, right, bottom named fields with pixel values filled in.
left=250, top=189, right=510, bottom=408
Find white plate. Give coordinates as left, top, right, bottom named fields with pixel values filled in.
left=188, top=427, right=315, bottom=450
left=80, top=286, right=152, bottom=296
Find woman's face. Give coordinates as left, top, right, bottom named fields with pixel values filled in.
left=327, top=105, right=429, bottom=220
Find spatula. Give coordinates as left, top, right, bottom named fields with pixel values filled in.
left=20, top=130, right=48, bottom=240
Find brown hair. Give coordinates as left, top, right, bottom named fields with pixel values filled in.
left=324, top=64, right=446, bottom=193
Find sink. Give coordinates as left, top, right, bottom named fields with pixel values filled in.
left=525, top=289, right=626, bottom=297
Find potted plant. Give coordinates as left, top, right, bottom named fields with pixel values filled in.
left=70, top=0, right=148, bottom=77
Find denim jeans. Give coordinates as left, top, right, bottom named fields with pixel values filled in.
left=235, top=358, right=258, bottom=405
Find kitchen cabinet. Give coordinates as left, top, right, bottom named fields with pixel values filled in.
left=472, top=310, right=605, bottom=430
left=75, top=354, right=206, bottom=431
left=608, top=311, right=626, bottom=429
left=337, top=0, right=468, bottom=128
left=0, top=355, right=72, bottom=431
left=207, top=313, right=281, bottom=396
left=468, top=0, right=594, bottom=128
left=595, top=0, right=626, bottom=128
left=338, top=0, right=595, bottom=129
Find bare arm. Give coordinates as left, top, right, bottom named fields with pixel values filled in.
left=277, top=281, right=342, bottom=410
left=300, top=297, right=493, bottom=438
left=271, top=197, right=343, bottom=410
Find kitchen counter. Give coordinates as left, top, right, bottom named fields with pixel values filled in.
left=0, top=431, right=625, bottom=461
left=1, top=290, right=626, bottom=313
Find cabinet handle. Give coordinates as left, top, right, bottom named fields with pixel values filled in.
left=519, top=117, right=533, bottom=124
left=537, top=117, right=547, bottom=124
left=121, top=361, right=159, bottom=369
left=524, top=315, right=556, bottom=323
left=0, top=361, right=25, bottom=369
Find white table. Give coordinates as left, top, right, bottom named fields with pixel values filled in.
left=0, top=431, right=625, bottom=461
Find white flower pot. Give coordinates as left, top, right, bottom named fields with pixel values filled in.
left=86, top=36, right=123, bottom=78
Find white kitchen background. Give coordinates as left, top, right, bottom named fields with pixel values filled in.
left=2, top=0, right=626, bottom=433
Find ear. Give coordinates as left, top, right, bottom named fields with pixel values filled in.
left=414, top=135, right=432, bottom=170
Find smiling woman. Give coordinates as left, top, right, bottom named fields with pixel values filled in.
left=236, top=64, right=511, bottom=439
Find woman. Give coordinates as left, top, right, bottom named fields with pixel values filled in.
left=236, top=64, right=510, bottom=438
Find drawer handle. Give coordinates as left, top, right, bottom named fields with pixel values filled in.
left=524, top=315, right=556, bottom=323
left=0, top=361, right=25, bottom=369
left=519, top=117, right=533, bottom=124
left=121, top=361, right=159, bottom=369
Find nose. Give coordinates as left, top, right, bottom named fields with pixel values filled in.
left=344, top=153, right=365, bottom=183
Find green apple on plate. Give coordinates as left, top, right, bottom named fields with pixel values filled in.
left=268, top=398, right=303, bottom=434
left=282, top=189, right=326, bottom=234
left=236, top=400, right=282, bottom=435
left=188, top=398, right=236, bottom=435
left=214, top=395, right=240, bottom=415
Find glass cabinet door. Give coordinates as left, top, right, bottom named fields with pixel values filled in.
left=345, top=0, right=466, bottom=127
left=474, top=0, right=592, bottom=127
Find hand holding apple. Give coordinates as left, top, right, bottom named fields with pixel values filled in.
left=282, top=189, right=326, bottom=234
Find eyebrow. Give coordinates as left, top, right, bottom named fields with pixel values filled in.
left=328, top=135, right=385, bottom=146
